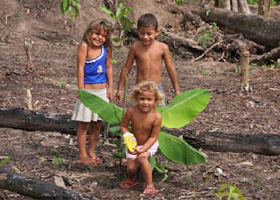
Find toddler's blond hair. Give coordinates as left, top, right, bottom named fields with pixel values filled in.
left=130, top=81, right=163, bottom=105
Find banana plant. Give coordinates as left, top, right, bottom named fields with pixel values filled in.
left=78, top=88, right=210, bottom=165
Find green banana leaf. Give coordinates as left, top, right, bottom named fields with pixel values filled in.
left=157, top=89, right=210, bottom=128
left=78, top=90, right=123, bottom=124
left=158, top=130, right=205, bottom=165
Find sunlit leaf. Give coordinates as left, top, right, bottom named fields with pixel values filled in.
left=157, top=89, right=210, bottom=128
left=158, top=130, right=205, bottom=165
left=78, top=90, right=123, bottom=124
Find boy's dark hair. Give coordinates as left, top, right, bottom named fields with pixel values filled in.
left=137, top=13, right=158, bottom=30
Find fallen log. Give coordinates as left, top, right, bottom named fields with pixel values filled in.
left=0, top=107, right=77, bottom=135
left=250, top=46, right=280, bottom=64
left=1, top=108, right=280, bottom=155
left=196, top=7, right=280, bottom=48
left=0, top=167, right=97, bottom=200
left=183, top=130, right=280, bottom=156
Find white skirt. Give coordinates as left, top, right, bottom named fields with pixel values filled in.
left=71, top=89, right=108, bottom=122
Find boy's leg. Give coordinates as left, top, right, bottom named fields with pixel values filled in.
left=88, top=120, right=102, bottom=159
left=77, top=122, right=90, bottom=160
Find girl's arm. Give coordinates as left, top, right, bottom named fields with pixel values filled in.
left=77, top=42, right=87, bottom=90
left=137, top=113, right=162, bottom=154
left=162, top=43, right=180, bottom=95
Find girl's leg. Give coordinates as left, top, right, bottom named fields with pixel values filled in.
left=137, top=152, right=153, bottom=187
left=88, top=120, right=102, bottom=158
left=77, top=122, right=90, bottom=160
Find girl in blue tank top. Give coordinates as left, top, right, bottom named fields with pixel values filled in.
left=71, top=19, right=113, bottom=166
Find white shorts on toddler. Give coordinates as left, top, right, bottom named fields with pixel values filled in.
left=126, top=141, right=159, bottom=159
left=71, top=89, right=108, bottom=122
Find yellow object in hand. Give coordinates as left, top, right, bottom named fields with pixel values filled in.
left=123, top=132, right=137, bottom=153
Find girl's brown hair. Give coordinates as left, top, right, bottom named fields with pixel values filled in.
left=82, top=19, right=112, bottom=65
left=130, top=81, right=163, bottom=105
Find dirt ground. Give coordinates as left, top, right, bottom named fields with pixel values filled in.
left=1, top=0, right=280, bottom=199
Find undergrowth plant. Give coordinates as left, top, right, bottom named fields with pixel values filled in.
left=60, top=0, right=80, bottom=19
left=215, top=184, right=247, bottom=200
left=78, top=88, right=210, bottom=179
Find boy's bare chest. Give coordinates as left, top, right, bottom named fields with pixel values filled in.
left=135, top=47, right=163, bottom=61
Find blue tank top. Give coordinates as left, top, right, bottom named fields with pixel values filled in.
left=84, top=45, right=107, bottom=84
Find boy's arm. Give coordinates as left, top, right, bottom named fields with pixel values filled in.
left=116, top=46, right=135, bottom=103
left=137, top=113, right=162, bottom=154
left=106, top=60, right=114, bottom=102
left=162, top=44, right=180, bottom=95
left=77, top=43, right=87, bottom=90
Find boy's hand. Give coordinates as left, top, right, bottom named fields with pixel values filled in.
left=116, top=90, right=122, bottom=104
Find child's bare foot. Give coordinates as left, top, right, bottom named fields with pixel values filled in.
left=89, top=153, right=103, bottom=164
left=78, top=155, right=97, bottom=166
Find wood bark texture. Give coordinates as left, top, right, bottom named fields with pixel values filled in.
left=0, top=168, right=97, bottom=200
left=183, top=130, right=280, bottom=156
left=196, top=7, right=280, bottom=48
left=1, top=108, right=280, bottom=155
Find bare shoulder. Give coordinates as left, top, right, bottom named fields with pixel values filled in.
left=131, top=41, right=142, bottom=50
left=154, top=110, right=162, bottom=121
left=78, top=42, right=87, bottom=50
left=126, top=106, right=135, bottom=115
left=158, top=41, right=169, bottom=51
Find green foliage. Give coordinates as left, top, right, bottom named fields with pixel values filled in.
left=79, top=89, right=209, bottom=166
left=157, top=89, right=210, bottom=128
left=247, top=0, right=279, bottom=5
left=196, top=30, right=214, bottom=49
left=159, top=130, right=205, bottom=164
left=0, top=156, right=11, bottom=166
left=215, top=184, right=247, bottom=200
left=150, top=156, right=168, bottom=182
left=60, top=0, right=80, bottom=19
left=100, top=1, right=134, bottom=40
left=78, top=90, right=123, bottom=124
left=57, top=77, right=66, bottom=88
left=234, top=66, right=241, bottom=74
left=52, top=156, right=66, bottom=171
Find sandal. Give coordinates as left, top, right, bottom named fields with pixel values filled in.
left=143, top=186, right=159, bottom=195
left=119, top=179, right=138, bottom=189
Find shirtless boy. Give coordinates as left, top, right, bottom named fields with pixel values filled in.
left=116, top=13, right=180, bottom=104
left=119, top=81, right=162, bottom=195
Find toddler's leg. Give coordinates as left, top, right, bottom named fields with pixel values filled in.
left=127, top=158, right=139, bottom=181
left=137, top=152, right=153, bottom=187
left=77, top=122, right=90, bottom=160
left=88, top=120, right=102, bottom=159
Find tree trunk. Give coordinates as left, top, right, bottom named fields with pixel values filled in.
left=237, top=0, right=251, bottom=13
left=240, top=44, right=250, bottom=92
left=0, top=167, right=97, bottom=200
left=1, top=108, right=280, bottom=155
left=219, top=0, right=231, bottom=11
left=196, top=7, right=280, bottom=48
left=231, top=0, right=239, bottom=12
left=258, top=0, right=271, bottom=18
